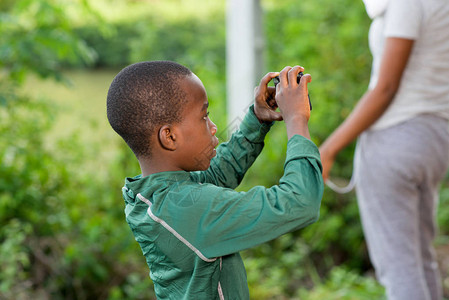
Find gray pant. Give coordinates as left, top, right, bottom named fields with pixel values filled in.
left=355, top=115, right=449, bottom=300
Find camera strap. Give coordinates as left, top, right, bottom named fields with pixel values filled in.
left=325, top=139, right=360, bottom=194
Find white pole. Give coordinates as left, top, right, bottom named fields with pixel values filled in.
left=225, top=0, right=264, bottom=139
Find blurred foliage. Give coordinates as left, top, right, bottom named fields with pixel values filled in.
left=0, top=0, right=98, bottom=85
left=297, top=267, right=386, bottom=300
left=1, top=0, right=449, bottom=299
left=0, top=1, right=153, bottom=299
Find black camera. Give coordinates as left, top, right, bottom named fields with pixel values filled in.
left=272, top=72, right=312, bottom=110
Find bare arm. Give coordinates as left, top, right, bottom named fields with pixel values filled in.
left=319, top=37, right=414, bottom=181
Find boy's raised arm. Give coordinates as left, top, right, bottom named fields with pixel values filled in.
left=190, top=72, right=284, bottom=188
left=191, top=66, right=313, bottom=188
left=152, top=133, right=322, bottom=259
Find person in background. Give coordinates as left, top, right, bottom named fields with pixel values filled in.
left=319, top=0, right=449, bottom=299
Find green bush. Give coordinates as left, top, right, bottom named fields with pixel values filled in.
left=0, top=1, right=154, bottom=299
left=0, top=93, right=154, bottom=299
left=72, top=24, right=138, bottom=68
left=0, top=0, right=97, bottom=83
left=298, top=267, right=386, bottom=300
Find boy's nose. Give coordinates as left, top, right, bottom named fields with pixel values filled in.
left=210, top=120, right=217, bottom=136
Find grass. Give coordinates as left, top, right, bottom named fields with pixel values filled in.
left=23, top=69, right=124, bottom=172
left=89, top=0, right=225, bottom=23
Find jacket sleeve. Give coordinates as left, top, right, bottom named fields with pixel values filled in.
left=189, top=105, right=273, bottom=189
left=155, top=135, right=323, bottom=259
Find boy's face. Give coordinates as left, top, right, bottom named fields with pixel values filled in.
left=175, top=74, right=219, bottom=171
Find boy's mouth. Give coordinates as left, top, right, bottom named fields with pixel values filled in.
left=211, top=137, right=219, bottom=158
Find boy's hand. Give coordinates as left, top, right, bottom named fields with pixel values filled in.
left=253, top=72, right=283, bottom=123
left=275, top=66, right=311, bottom=120
left=275, top=65, right=312, bottom=139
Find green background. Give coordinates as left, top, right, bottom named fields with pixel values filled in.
left=1, top=0, right=449, bottom=299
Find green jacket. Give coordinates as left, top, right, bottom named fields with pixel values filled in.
left=123, top=107, right=323, bottom=299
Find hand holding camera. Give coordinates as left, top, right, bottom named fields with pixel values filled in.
left=253, top=65, right=312, bottom=140
left=273, top=71, right=312, bottom=110
left=273, top=65, right=312, bottom=139
left=274, top=66, right=312, bottom=118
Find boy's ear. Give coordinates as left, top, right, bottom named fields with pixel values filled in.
left=158, top=125, right=177, bottom=151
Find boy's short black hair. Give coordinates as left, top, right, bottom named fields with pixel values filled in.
left=107, top=61, right=192, bottom=158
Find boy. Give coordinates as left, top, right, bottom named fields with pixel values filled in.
left=107, top=61, right=323, bottom=299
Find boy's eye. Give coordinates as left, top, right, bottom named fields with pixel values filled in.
left=203, top=111, right=210, bottom=120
